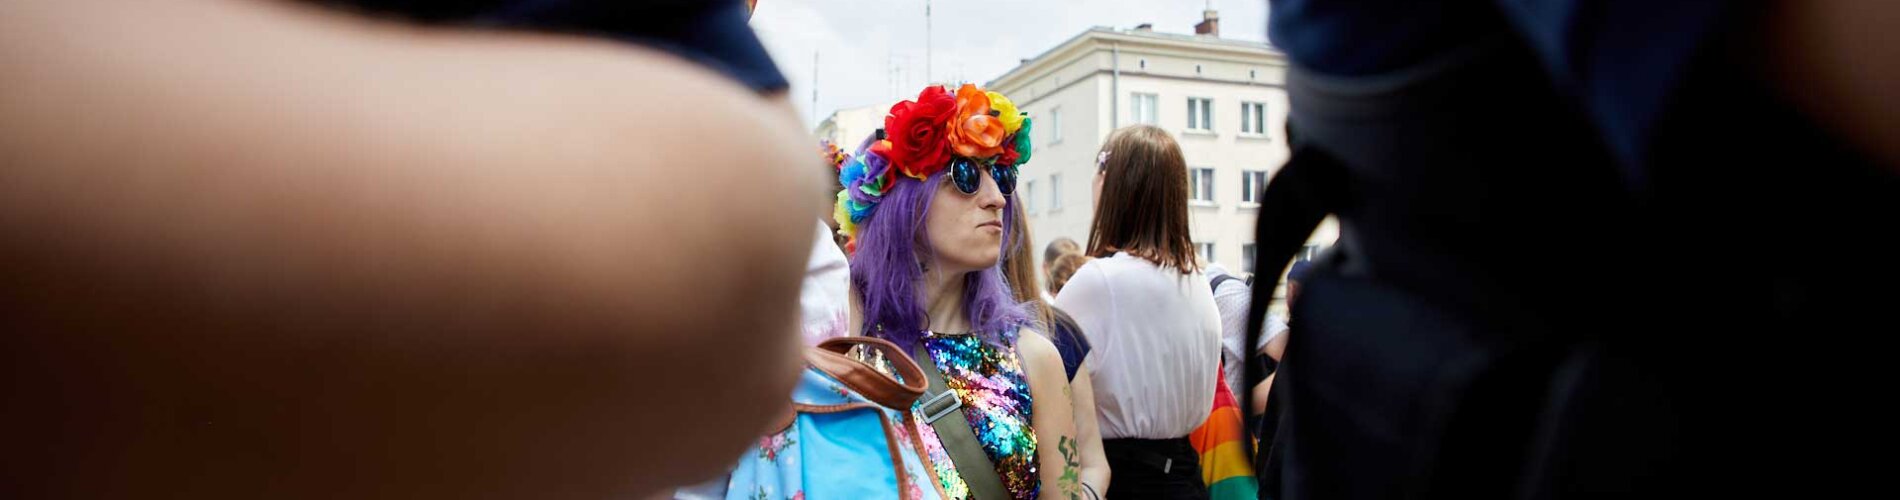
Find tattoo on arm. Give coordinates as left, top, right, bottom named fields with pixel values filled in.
left=1058, top=436, right=1082, bottom=500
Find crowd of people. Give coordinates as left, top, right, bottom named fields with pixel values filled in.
left=785, top=77, right=1276, bottom=499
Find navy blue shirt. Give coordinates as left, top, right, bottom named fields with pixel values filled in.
left=313, top=0, right=787, bottom=93
left=1047, top=308, right=1092, bottom=382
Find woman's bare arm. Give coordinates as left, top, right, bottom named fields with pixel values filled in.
left=1069, top=361, right=1112, bottom=497
left=1018, top=331, right=1080, bottom=500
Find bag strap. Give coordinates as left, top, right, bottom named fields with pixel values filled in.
left=806, top=336, right=928, bottom=410
left=1210, top=273, right=1243, bottom=294
left=913, top=343, right=1011, bottom=500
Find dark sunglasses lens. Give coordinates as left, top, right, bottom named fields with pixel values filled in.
left=950, top=158, right=981, bottom=195
left=992, top=164, right=1016, bottom=195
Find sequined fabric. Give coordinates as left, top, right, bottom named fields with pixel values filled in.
left=917, top=332, right=1039, bottom=500
left=904, top=413, right=969, bottom=499
left=854, top=345, right=970, bottom=499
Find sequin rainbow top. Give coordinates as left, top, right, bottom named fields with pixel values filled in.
left=911, top=330, right=1039, bottom=500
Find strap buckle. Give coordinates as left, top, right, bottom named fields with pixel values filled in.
left=920, top=390, right=962, bottom=424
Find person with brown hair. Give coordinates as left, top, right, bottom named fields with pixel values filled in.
left=1047, top=252, right=1091, bottom=296
left=1041, top=237, right=1081, bottom=293
left=1055, top=125, right=1223, bottom=500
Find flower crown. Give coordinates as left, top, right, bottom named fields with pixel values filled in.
left=820, top=140, right=849, bottom=171
left=834, top=83, right=1033, bottom=253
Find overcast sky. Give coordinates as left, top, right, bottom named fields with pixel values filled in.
left=749, top=0, right=1271, bottom=127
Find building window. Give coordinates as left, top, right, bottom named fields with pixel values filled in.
left=1050, top=107, right=1063, bottom=144
left=1195, top=64, right=1203, bottom=75
left=1187, top=97, right=1212, bottom=131
left=1025, top=179, right=1038, bottom=214
left=1139, top=58, right=1147, bottom=70
left=1242, top=243, right=1257, bottom=275
left=1250, top=69, right=1257, bottom=80
left=1241, top=102, right=1267, bottom=135
left=1241, top=170, right=1268, bottom=204
left=1131, top=93, right=1158, bottom=125
left=1198, top=242, right=1216, bottom=262
left=1050, top=173, right=1064, bottom=210
left=1190, top=167, right=1215, bottom=203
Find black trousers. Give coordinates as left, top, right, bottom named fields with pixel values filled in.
left=1102, top=438, right=1209, bottom=500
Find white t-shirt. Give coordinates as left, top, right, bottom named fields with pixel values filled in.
left=1055, top=252, right=1223, bottom=439
left=1204, top=263, right=1289, bottom=398
left=799, top=220, right=850, bottom=346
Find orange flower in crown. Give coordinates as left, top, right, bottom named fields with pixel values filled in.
left=949, top=84, right=1008, bottom=158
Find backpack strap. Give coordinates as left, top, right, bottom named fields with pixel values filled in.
left=914, top=343, right=1011, bottom=500
left=1210, top=273, right=1243, bottom=294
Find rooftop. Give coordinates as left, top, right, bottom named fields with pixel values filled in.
left=987, top=26, right=1284, bottom=90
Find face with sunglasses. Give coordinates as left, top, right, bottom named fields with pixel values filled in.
left=925, top=157, right=1018, bottom=274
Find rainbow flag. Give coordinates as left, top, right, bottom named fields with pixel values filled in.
left=1189, top=365, right=1259, bottom=499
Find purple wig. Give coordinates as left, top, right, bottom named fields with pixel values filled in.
left=849, top=163, right=1030, bottom=352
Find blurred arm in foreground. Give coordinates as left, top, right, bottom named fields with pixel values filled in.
left=0, top=0, right=819, bottom=498
left=1762, top=0, right=1900, bottom=172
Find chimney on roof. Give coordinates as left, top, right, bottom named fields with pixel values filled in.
left=1195, top=9, right=1220, bottom=37
left=1134, top=23, right=1153, bottom=32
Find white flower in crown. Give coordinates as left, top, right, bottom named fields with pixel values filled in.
left=1098, top=150, right=1110, bottom=167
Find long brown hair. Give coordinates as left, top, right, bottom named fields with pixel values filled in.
left=1086, top=125, right=1199, bottom=274
left=1003, top=199, right=1055, bottom=329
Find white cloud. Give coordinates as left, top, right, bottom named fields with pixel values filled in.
left=750, top=0, right=1269, bottom=127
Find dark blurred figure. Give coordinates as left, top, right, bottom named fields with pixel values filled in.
left=1248, top=1, right=1898, bottom=499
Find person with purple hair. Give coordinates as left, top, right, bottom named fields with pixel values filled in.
left=834, top=84, right=1081, bottom=500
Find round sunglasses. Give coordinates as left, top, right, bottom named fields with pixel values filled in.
left=948, top=157, right=1018, bottom=196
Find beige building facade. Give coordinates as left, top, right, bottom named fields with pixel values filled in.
left=813, top=104, right=886, bottom=152
left=987, top=24, right=1336, bottom=280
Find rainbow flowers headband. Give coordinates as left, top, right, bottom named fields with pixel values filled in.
left=834, top=83, right=1033, bottom=253
left=820, top=139, right=849, bottom=171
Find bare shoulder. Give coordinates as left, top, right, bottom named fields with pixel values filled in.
left=1015, top=328, right=1064, bottom=370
